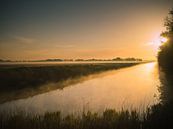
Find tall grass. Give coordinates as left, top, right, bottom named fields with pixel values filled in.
left=0, top=102, right=173, bottom=129
left=0, top=109, right=141, bottom=129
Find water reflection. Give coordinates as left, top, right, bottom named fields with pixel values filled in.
left=0, top=62, right=160, bottom=115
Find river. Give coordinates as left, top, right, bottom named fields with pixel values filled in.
left=0, top=62, right=161, bottom=115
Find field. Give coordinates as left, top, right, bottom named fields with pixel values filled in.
left=0, top=62, right=140, bottom=103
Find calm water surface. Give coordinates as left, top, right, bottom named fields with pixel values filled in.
left=0, top=62, right=160, bottom=115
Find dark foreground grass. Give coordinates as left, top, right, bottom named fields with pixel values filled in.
left=0, top=102, right=173, bottom=129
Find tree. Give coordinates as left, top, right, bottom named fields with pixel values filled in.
left=158, top=9, right=173, bottom=73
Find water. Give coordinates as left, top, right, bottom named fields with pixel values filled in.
left=0, top=62, right=160, bottom=115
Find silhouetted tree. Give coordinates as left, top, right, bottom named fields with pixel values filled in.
left=158, top=9, right=173, bottom=73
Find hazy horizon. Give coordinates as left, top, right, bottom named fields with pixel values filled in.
left=0, top=0, right=172, bottom=60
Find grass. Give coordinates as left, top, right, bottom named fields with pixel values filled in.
left=0, top=63, right=141, bottom=103
left=0, top=110, right=139, bottom=129
left=0, top=63, right=140, bottom=91
left=0, top=102, right=173, bottom=129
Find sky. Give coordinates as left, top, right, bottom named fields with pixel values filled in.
left=0, top=0, right=172, bottom=60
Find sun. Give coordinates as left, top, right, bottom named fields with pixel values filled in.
left=160, top=37, right=168, bottom=43
left=154, top=36, right=168, bottom=47
left=147, top=36, right=169, bottom=54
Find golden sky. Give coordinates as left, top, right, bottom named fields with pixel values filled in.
left=0, top=0, right=172, bottom=60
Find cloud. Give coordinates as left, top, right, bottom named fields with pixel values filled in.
left=55, top=44, right=75, bottom=48
left=13, top=36, right=35, bottom=44
left=144, top=42, right=154, bottom=46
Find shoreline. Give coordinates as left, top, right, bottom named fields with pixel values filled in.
left=0, top=62, right=144, bottom=103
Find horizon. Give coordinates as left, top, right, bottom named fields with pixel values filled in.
left=0, top=57, right=147, bottom=62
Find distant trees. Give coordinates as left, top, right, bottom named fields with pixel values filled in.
left=0, top=58, right=143, bottom=62
left=0, top=59, right=12, bottom=62
left=75, top=58, right=142, bottom=62
left=158, top=9, right=173, bottom=73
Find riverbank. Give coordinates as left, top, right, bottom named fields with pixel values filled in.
left=0, top=63, right=142, bottom=91
left=0, top=63, right=143, bottom=103
left=0, top=61, right=172, bottom=129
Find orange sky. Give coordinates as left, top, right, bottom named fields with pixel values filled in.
left=0, top=1, right=172, bottom=60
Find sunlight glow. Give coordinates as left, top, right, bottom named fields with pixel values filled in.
left=160, top=37, right=168, bottom=43
left=152, top=36, right=168, bottom=48
left=147, top=36, right=168, bottom=55
left=155, top=37, right=167, bottom=47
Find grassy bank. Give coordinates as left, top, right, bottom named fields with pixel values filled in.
left=0, top=102, right=173, bottom=129
left=0, top=63, right=140, bottom=92
left=0, top=62, right=142, bottom=103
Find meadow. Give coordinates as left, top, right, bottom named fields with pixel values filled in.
left=0, top=62, right=143, bottom=103
left=0, top=62, right=140, bottom=92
